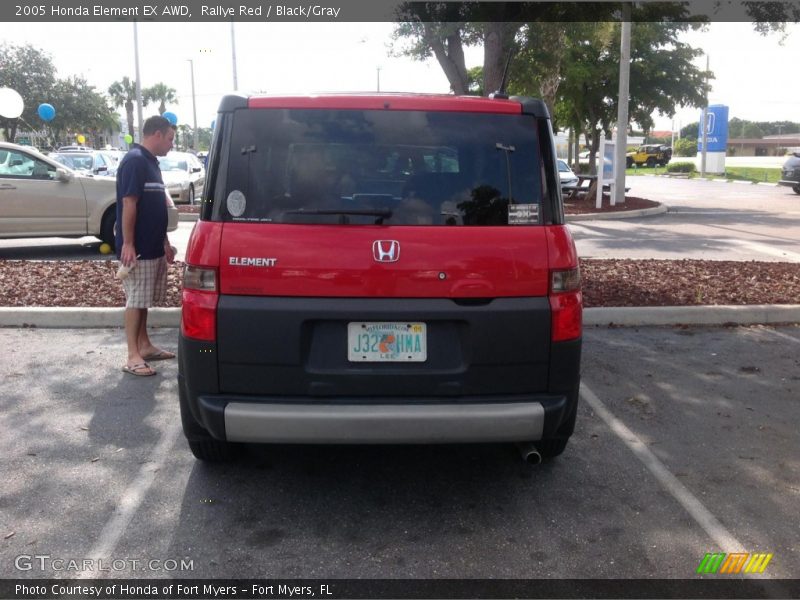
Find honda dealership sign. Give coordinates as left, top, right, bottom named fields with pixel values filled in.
left=697, top=104, right=729, bottom=173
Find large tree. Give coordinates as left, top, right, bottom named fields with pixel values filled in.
left=0, top=42, right=57, bottom=142
left=144, top=83, right=178, bottom=116
left=48, top=76, right=118, bottom=146
left=108, top=77, right=147, bottom=139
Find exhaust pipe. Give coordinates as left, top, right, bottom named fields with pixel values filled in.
left=516, top=442, right=542, bottom=465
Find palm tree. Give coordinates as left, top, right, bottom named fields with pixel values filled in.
left=144, top=83, right=178, bottom=116
left=108, top=77, right=140, bottom=139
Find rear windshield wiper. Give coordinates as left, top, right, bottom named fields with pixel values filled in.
left=283, top=208, right=393, bottom=224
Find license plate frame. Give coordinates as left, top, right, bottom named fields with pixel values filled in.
left=347, top=322, right=427, bottom=362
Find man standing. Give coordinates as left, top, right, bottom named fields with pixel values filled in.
left=116, top=115, right=177, bottom=376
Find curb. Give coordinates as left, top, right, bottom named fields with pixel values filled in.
left=178, top=213, right=199, bottom=222
left=2, top=305, right=799, bottom=330
left=567, top=203, right=667, bottom=221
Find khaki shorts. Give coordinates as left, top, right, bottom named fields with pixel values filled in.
left=122, top=257, right=168, bottom=309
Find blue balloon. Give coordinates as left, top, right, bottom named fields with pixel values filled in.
left=163, top=111, right=178, bottom=125
left=38, top=103, right=55, bottom=122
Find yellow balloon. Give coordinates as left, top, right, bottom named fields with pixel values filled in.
left=77, top=134, right=86, bottom=144
left=99, top=243, right=112, bottom=255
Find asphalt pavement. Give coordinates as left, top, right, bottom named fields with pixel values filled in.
left=0, top=325, right=797, bottom=579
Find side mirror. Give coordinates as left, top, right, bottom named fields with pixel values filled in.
left=56, top=168, right=74, bottom=183
left=95, top=166, right=108, bottom=173
left=191, top=167, right=202, bottom=173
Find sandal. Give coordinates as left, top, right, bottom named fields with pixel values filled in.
left=142, top=350, right=176, bottom=361
left=122, top=362, right=156, bottom=377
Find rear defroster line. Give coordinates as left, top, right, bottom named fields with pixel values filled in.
left=580, top=382, right=746, bottom=553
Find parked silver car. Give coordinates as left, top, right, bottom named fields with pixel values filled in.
left=159, top=151, right=205, bottom=204
left=0, top=142, right=177, bottom=248
left=50, top=151, right=117, bottom=177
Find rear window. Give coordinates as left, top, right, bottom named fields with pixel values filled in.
left=214, top=108, right=543, bottom=226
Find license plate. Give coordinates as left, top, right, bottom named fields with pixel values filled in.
left=347, top=322, right=427, bottom=362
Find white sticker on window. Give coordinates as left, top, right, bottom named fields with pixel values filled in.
left=226, top=190, right=246, bottom=217
left=508, top=203, right=539, bottom=225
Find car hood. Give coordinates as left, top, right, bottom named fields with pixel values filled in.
left=160, top=170, right=190, bottom=184
left=76, top=172, right=117, bottom=200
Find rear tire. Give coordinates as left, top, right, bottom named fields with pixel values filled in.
left=646, top=157, right=656, bottom=168
left=188, top=439, right=239, bottom=462
left=793, top=184, right=800, bottom=195
left=100, top=208, right=116, bottom=250
left=626, top=157, right=633, bottom=168
left=534, top=438, right=569, bottom=459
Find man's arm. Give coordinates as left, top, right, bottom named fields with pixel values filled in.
left=120, top=195, right=138, bottom=266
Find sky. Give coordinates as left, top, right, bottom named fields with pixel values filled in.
left=1, top=21, right=799, bottom=137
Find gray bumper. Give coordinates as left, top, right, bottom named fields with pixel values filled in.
left=223, top=402, right=545, bottom=444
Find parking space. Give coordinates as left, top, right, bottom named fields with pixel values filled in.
left=1, top=325, right=797, bottom=580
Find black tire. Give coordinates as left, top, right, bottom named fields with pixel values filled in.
left=626, top=157, right=633, bottom=168
left=793, top=184, right=800, bottom=195
left=99, top=208, right=116, bottom=249
left=534, top=438, right=569, bottom=459
left=646, top=157, right=656, bottom=168
left=188, top=439, right=239, bottom=462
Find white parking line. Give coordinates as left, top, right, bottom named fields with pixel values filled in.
left=580, top=383, right=745, bottom=552
left=757, top=326, right=800, bottom=345
left=727, top=239, right=800, bottom=262
left=78, top=421, right=182, bottom=580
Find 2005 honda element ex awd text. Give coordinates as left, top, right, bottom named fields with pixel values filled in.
left=178, top=93, right=582, bottom=463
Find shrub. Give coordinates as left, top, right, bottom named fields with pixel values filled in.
left=666, top=162, right=696, bottom=174
left=674, top=138, right=697, bottom=157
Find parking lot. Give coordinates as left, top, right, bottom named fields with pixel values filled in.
left=1, top=324, right=797, bottom=580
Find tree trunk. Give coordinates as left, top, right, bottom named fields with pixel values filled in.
left=424, top=24, right=469, bottom=95
left=126, top=101, right=135, bottom=138
left=483, top=22, right=517, bottom=95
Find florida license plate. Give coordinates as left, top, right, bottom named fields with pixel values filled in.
left=347, top=322, right=427, bottom=362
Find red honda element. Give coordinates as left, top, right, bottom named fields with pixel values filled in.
left=179, top=94, right=582, bottom=462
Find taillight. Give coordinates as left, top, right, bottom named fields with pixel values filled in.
left=181, top=265, right=218, bottom=341
left=550, top=267, right=582, bottom=342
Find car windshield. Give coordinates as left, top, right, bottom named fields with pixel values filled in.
left=52, top=154, right=93, bottom=170
left=557, top=160, right=571, bottom=172
left=159, top=158, right=188, bottom=172
left=218, top=108, right=543, bottom=226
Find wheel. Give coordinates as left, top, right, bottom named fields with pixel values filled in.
left=534, top=400, right=577, bottom=460
left=99, top=208, right=116, bottom=250
left=188, top=439, right=239, bottom=462
left=188, top=184, right=195, bottom=205
left=793, top=184, right=800, bottom=195
left=626, top=157, right=633, bottom=168
left=646, top=157, right=656, bottom=168
left=534, top=438, right=569, bottom=459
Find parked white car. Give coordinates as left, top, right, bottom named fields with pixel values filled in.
left=159, top=151, right=205, bottom=204
left=0, top=142, right=177, bottom=248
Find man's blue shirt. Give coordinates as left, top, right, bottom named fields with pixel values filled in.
left=115, top=144, right=168, bottom=259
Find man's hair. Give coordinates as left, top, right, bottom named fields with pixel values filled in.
left=143, top=115, right=175, bottom=137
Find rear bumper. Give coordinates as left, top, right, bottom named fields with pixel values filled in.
left=192, top=395, right=562, bottom=444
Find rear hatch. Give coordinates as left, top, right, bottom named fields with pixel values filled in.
left=204, top=97, right=563, bottom=399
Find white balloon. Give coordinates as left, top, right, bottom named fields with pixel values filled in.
left=0, top=87, right=25, bottom=119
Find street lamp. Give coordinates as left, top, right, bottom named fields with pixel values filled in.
left=187, top=59, right=198, bottom=150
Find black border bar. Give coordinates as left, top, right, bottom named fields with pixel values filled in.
left=2, top=1, right=800, bottom=22
left=3, top=579, right=800, bottom=599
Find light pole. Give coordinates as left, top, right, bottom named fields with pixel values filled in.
left=187, top=59, right=198, bottom=150
left=230, top=21, right=239, bottom=91
left=133, top=22, right=144, bottom=142
left=376, top=67, right=381, bottom=92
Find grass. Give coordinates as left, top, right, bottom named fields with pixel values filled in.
left=622, top=164, right=781, bottom=183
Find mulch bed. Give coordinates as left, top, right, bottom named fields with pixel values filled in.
left=1, top=258, right=798, bottom=308
left=565, top=195, right=660, bottom=215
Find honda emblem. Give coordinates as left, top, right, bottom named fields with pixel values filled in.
left=373, top=240, right=400, bottom=263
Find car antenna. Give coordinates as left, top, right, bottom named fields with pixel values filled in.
left=489, top=49, right=514, bottom=100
